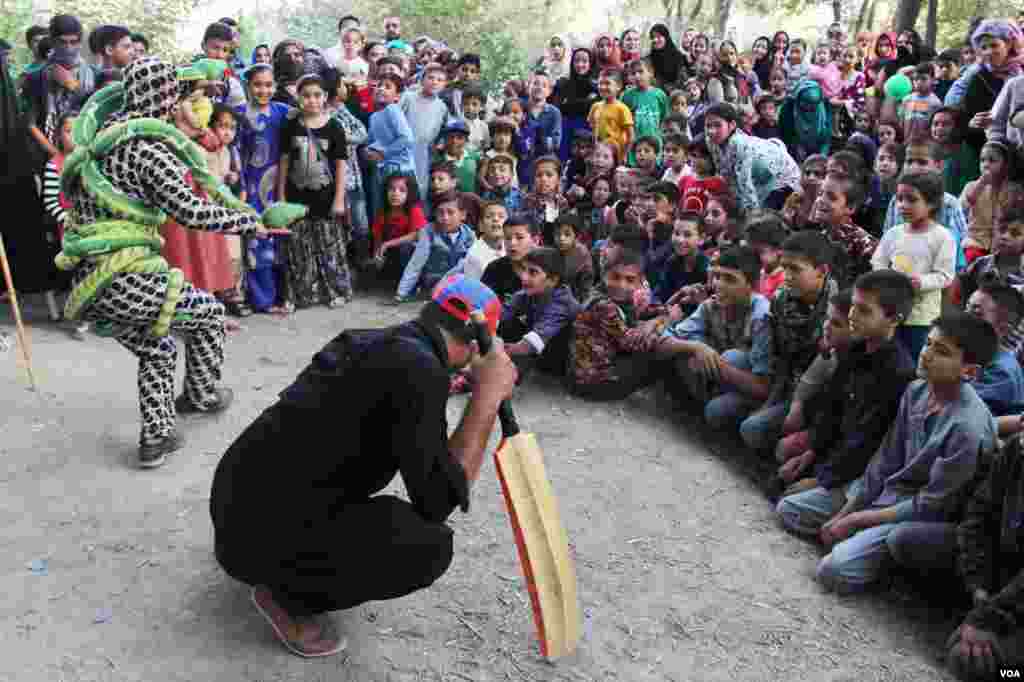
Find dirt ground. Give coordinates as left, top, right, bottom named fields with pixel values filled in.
left=2, top=291, right=965, bottom=682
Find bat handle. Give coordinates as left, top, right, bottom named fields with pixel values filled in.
left=473, top=320, right=521, bottom=439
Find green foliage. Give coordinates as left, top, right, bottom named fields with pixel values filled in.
left=236, top=12, right=271, bottom=63
left=475, top=30, right=529, bottom=97
left=0, top=0, right=37, bottom=72
left=934, top=0, right=1017, bottom=48
left=52, top=0, right=196, bottom=62
left=280, top=12, right=335, bottom=53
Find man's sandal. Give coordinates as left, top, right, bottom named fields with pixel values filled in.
left=251, top=586, right=347, bottom=658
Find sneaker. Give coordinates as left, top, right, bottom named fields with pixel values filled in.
left=175, top=388, right=235, bottom=416
left=251, top=586, right=347, bottom=658
left=138, top=430, right=184, bottom=469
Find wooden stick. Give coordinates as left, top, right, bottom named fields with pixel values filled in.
left=0, top=234, right=38, bottom=391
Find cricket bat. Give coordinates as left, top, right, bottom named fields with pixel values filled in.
left=474, top=321, right=580, bottom=660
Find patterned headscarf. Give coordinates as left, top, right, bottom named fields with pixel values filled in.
left=105, top=57, right=178, bottom=130
left=972, top=19, right=1024, bottom=79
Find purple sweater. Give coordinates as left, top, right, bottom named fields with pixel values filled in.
left=502, top=285, right=581, bottom=355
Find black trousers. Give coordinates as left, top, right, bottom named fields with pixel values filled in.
left=568, top=352, right=668, bottom=401
left=213, top=495, right=454, bottom=618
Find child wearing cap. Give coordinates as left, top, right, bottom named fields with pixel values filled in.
left=434, top=119, right=480, bottom=194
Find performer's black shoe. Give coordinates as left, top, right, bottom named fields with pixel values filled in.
left=175, top=388, right=235, bottom=416
left=138, top=430, right=184, bottom=469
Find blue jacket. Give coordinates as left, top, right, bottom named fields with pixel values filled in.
left=397, top=223, right=476, bottom=298
left=518, top=101, right=563, bottom=187
left=368, top=103, right=416, bottom=175
left=973, top=349, right=1024, bottom=418
left=502, top=285, right=581, bottom=355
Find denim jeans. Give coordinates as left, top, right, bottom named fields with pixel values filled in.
left=701, top=349, right=765, bottom=429
left=739, top=402, right=788, bottom=452
left=817, top=522, right=901, bottom=594
left=886, top=521, right=959, bottom=576
left=776, top=478, right=865, bottom=536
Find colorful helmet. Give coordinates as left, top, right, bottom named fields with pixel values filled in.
left=431, top=274, right=502, bottom=336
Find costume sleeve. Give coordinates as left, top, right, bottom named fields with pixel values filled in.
left=42, top=160, right=65, bottom=224
left=136, top=139, right=259, bottom=234
left=397, top=228, right=432, bottom=298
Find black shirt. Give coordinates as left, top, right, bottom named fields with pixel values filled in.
left=209, top=322, right=469, bottom=549
left=482, top=256, right=524, bottom=305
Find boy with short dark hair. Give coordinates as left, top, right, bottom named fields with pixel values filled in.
left=815, top=311, right=999, bottom=594
left=622, top=58, right=669, bottom=166
left=751, top=94, right=780, bottom=140
left=632, top=135, right=661, bottom=181
left=481, top=216, right=535, bottom=304
left=569, top=248, right=668, bottom=400
left=776, top=269, right=916, bottom=528
left=563, top=129, right=594, bottom=193
left=934, top=49, right=961, bottom=102
left=521, top=72, right=563, bottom=187
left=651, top=211, right=709, bottom=312
left=657, top=246, right=774, bottom=424
left=395, top=192, right=476, bottom=302
left=965, top=283, right=1024, bottom=417
left=500, top=246, right=582, bottom=378
left=440, top=52, right=481, bottom=118
left=553, top=213, right=595, bottom=303
left=588, top=68, right=634, bottom=163
left=902, top=62, right=942, bottom=142
left=661, top=132, right=690, bottom=186
left=460, top=86, right=489, bottom=151
left=812, top=172, right=878, bottom=286
left=479, top=154, right=525, bottom=214
left=741, top=231, right=837, bottom=453
left=94, top=25, right=133, bottom=88
left=200, top=22, right=246, bottom=107
left=959, top=209, right=1024, bottom=357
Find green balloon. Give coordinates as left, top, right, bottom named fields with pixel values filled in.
left=884, top=74, right=912, bottom=102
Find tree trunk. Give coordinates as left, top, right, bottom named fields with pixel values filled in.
left=924, top=0, right=937, bottom=49
left=833, top=0, right=842, bottom=24
left=893, top=0, right=924, bottom=33
left=865, top=0, right=878, bottom=30
left=674, top=0, right=686, bottom=33
left=688, top=0, right=703, bottom=23
left=852, top=0, right=870, bottom=35
left=715, top=0, right=733, bottom=36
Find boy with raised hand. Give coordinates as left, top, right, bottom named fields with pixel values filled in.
left=740, top=231, right=837, bottom=454
left=776, top=270, right=916, bottom=522
left=816, top=311, right=999, bottom=595
left=656, top=245, right=774, bottom=425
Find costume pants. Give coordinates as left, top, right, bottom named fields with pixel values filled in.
left=214, top=495, right=454, bottom=618
left=84, top=272, right=225, bottom=442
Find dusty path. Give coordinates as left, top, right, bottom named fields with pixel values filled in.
left=2, top=293, right=961, bottom=682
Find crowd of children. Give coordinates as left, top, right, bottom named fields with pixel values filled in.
left=11, top=10, right=1024, bottom=678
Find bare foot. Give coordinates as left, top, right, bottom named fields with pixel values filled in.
left=251, top=586, right=346, bottom=657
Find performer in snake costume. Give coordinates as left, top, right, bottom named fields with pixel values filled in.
left=57, top=57, right=304, bottom=468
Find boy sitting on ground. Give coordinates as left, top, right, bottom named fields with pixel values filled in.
left=656, top=246, right=774, bottom=426
left=553, top=213, right=594, bottom=303
left=650, top=211, right=710, bottom=314
left=774, top=270, right=916, bottom=520
left=568, top=248, right=668, bottom=400
left=743, top=210, right=789, bottom=299
left=740, top=231, right=837, bottom=454
left=395, top=192, right=476, bottom=303
left=500, top=247, right=582, bottom=378
left=965, top=283, right=1024, bottom=418
left=815, top=311, right=999, bottom=595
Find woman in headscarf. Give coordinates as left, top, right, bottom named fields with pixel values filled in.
left=960, top=19, right=1024, bottom=157
left=552, top=47, right=598, bottom=162
left=752, top=35, right=773, bottom=89
left=648, top=23, right=684, bottom=89
left=592, top=33, right=621, bottom=74
left=620, top=28, right=643, bottom=64
left=864, top=31, right=896, bottom=89
left=779, top=78, right=832, bottom=162
left=537, top=35, right=571, bottom=80
left=706, top=39, right=753, bottom=114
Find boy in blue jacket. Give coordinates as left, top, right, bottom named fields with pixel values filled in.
left=500, top=246, right=581, bottom=379
left=395, top=192, right=475, bottom=302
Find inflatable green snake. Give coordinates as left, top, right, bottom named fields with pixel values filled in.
left=56, top=62, right=306, bottom=337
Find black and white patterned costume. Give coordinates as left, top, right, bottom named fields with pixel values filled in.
left=67, top=58, right=260, bottom=445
